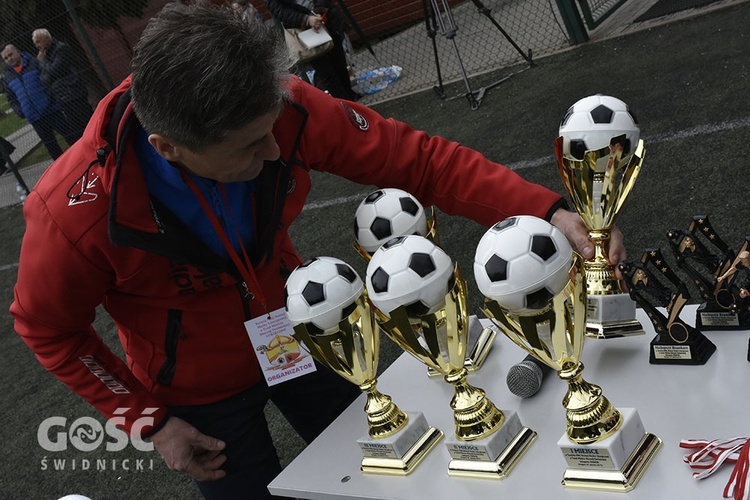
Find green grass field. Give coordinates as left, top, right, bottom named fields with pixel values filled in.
left=1, top=3, right=750, bottom=498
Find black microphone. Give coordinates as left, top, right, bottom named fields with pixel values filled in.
left=506, top=354, right=552, bottom=398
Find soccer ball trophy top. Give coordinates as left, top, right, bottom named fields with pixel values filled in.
left=353, top=188, right=438, bottom=260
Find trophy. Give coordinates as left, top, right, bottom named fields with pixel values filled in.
left=555, top=95, right=645, bottom=339
left=667, top=216, right=750, bottom=329
left=285, top=256, right=443, bottom=475
left=475, top=216, right=661, bottom=491
left=353, top=188, right=496, bottom=374
left=366, top=235, right=537, bottom=479
left=618, top=249, right=715, bottom=365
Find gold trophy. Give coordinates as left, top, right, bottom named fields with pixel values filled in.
left=555, top=95, right=645, bottom=339
left=353, top=188, right=496, bottom=374
left=474, top=218, right=661, bottom=491
left=366, top=235, right=537, bottom=479
left=285, top=257, right=443, bottom=475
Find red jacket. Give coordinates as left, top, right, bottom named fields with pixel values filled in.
left=11, top=76, right=564, bottom=435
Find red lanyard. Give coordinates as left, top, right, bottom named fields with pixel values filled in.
left=180, top=171, right=268, bottom=315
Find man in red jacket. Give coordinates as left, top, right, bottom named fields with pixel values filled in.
left=10, top=2, right=623, bottom=499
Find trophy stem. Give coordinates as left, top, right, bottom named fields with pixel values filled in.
left=444, top=367, right=505, bottom=441
left=585, top=229, right=623, bottom=295
left=558, top=362, right=622, bottom=444
left=359, top=379, right=409, bottom=439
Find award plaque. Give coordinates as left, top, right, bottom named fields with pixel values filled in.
left=554, top=135, right=645, bottom=339
left=482, top=254, right=662, bottom=491
left=366, top=236, right=537, bottom=479
left=619, top=249, right=715, bottom=365
left=667, top=216, right=750, bottom=329
left=286, top=258, right=443, bottom=475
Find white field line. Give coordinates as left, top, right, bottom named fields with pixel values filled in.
left=303, top=116, right=750, bottom=210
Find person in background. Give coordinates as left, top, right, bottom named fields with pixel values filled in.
left=266, top=0, right=360, bottom=100
left=11, top=3, right=622, bottom=499
left=1, top=44, right=75, bottom=159
left=33, top=28, right=93, bottom=141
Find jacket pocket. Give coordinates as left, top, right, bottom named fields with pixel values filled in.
left=156, top=309, right=182, bottom=386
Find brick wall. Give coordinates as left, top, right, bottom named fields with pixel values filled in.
left=252, top=0, right=465, bottom=39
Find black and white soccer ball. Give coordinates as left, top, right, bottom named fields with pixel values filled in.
left=366, top=235, right=453, bottom=318
left=354, top=188, right=428, bottom=254
left=558, top=95, right=639, bottom=161
left=285, top=257, right=363, bottom=335
left=473, top=216, right=573, bottom=315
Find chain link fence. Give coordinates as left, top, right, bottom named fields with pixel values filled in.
left=0, top=0, right=632, bottom=208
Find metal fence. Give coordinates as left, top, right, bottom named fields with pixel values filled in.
left=0, top=0, right=630, bottom=208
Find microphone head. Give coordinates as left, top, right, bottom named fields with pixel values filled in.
left=506, top=360, right=544, bottom=398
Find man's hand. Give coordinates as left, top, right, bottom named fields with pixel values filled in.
left=36, top=50, right=46, bottom=61
left=150, top=416, right=227, bottom=481
left=550, top=208, right=626, bottom=271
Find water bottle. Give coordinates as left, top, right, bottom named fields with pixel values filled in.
left=355, top=65, right=402, bottom=95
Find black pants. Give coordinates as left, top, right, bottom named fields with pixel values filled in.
left=169, top=363, right=360, bottom=499
left=311, top=31, right=358, bottom=101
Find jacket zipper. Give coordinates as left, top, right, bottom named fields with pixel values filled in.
left=156, top=309, right=182, bottom=386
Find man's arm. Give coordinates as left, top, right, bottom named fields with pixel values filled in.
left=4, top=87, right=24, bottom=119
left=10, top=191, right=168, bottom=436
left=288, top=80, right=626, bottom=262
left=38, top=42, right=76, bottom=89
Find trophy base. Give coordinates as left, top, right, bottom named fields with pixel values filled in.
left=586, top=293, right=645, bottom=339
left=359, top=412, right=444, bottom=476
left=428, top=316, right=496, bottom=377
left=446, top=411, right=537, bottom=479
left=696, top=302, right=750, bottom=330
left=650, top=331, right=716, bottom=365
left=558, top=408, right=662, bottom=492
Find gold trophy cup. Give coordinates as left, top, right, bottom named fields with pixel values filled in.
left=555, top=96, right=646, bottom=339
left=366, top=236, right=537, bottom=479
left=353, top=191, right=496, bottom=373
left=481, top=254, right=662, bottom=491
left=286, top=257, right=443, bottom=475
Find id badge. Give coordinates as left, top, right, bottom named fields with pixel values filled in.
left=245, top=307, right=316, bottom=386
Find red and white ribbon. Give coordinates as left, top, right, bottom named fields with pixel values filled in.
left=680, top=437, right=750, bottom=499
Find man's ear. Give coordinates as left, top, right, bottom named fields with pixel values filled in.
left=148, top=133, right=184, bottom=163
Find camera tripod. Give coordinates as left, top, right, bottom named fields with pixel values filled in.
left=421, top=0, right=533, bottom=110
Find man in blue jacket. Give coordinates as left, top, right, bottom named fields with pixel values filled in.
left=1, top=44, right=76, bottom=159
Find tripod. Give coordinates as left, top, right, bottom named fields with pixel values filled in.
left=421, top=0, right=533, bottom=110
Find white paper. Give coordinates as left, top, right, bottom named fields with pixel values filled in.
left=297, top=27, right=332, bottom=49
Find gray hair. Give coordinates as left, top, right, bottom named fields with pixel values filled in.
left=131, top=1, right=290, bottom=151
left=32, top=28, right=51, bottom=39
